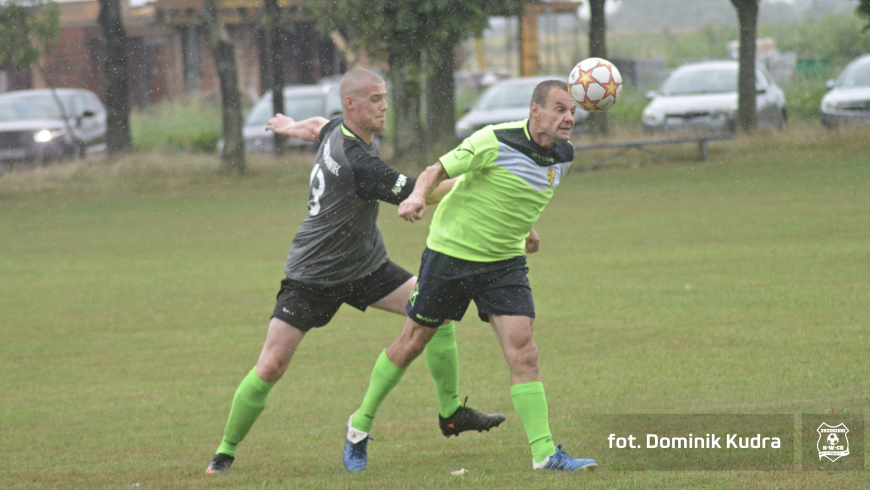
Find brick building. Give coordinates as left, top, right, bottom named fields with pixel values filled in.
left=14, top=0, right=345, bottom=108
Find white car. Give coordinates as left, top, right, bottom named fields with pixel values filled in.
left=0, top=88, right=107, bottom=164
left=642, top=60, right=787, bottom=133
left=820, top=54, right=870, bottom=127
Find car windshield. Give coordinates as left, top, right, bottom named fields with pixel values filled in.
left=660, top=67, right=737, bottom=95
left=246, top=94, right=325, bottom=126
left=475, top=81, right=538, bottom=110
left=0, top=94, right=75, bottom=122
left=838, top=63, right=870, bottom=88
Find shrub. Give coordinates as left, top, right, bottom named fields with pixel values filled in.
left=131, top=98, right=222, bottom=153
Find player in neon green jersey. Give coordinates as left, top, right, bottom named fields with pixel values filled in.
left=343, top=80, right=597, bottom=472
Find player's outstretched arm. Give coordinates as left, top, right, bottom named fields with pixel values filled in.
left=398, top=162, right=449, bottom=223
left=265, top=114, right=329, bottom=142
left=424, top=178, right=456, bottom=205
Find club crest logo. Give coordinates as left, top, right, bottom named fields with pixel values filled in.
left=547, top=168, right=556, bottom=186
left=817, top=423, right=849, bottom=462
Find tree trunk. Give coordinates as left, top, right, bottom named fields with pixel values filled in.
left=202, top=0, right=245, bottom=173
left=97, top=0, right=131, bottom=153
left=264, top=0, right=286, bottom=155
left=389, top=50, right=424, bottom=165
left=425, top=40, right=457, bottom=159
left=732, top=0, right=758, bottom=133
left=587, top=0, right=609, bottom=135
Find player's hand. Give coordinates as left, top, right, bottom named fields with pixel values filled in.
left=525, top=229, right=540, bottom=254
left=265, top=114, right=295, bottom=135
left=398, top=194, right=427, bottom=223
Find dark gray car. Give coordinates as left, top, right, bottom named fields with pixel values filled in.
left=455, top=76, right=589, bottom=139
left=820, top=54, right=870, bottom=127
left=0, top=88, right=106, bottom=164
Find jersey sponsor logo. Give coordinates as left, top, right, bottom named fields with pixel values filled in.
left=548, top=168, right=556, bottom=186
left=322, top=138, right=341, bottom=176
left=391, top=174, right=408, bottom=195
left=533, top=152, right=555, bottom=163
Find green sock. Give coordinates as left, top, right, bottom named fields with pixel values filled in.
left=424, top=322, right=462, bottom=418
left=351, top=350, right=406, bottom=433
left=216, top=368, right=275, bottom=457
left=511, top=381, right=556, bottom=463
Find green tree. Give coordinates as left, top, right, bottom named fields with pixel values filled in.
left=263, top=0, right=286, bottom=156
left=315, top=0, right=524, bottom=163
left=730, top=0, right=759, bottom=133
left=98, top=0, right=132, bottom=153
left=859, top=0, right=870, bottom=31
left=423, top=1, right=525, bottom=154
left=588, top=0, right=609, bottom=135
left=0, top=0, right=59, bottom=70
left=202, top=0, right=245, bottom=173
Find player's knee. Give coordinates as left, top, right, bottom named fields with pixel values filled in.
left=405, top=336, right=429, bottom=358
left=511, top=338, right=539, bottom=368
left=257, top=352, right=288, bottom=382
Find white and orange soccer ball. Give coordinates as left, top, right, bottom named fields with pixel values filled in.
left=568, top=58, right=623, bottom=112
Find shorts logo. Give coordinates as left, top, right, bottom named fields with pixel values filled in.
left=408, top=283, right=419, bottom=306
left=817, top=423, right=849, bottom=462
left=547, top=168, right=556, bottom=186
left=415, top=313, right=439, bottom=323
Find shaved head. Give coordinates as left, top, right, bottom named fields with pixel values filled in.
left=339, top=68, right=385, bottom=100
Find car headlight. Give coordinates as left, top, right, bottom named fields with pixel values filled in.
left=34, top=129, right=62, bottom=143
left=642, top=108, right=663, bottom=124
left=455, top=121, right=475, bottom=137
left=821, top=98, right=837, bottom=112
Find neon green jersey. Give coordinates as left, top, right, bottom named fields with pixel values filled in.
left=427, top=119, right=574, bottom=262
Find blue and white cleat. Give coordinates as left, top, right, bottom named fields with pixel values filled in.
left=342, top=411, right=373, bottom=472
left=533, top=444, right=597, bottom=471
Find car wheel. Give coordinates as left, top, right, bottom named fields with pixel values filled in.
left=778, top=109, right=788, bottom=131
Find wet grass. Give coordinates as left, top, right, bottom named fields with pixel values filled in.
left=1, top=123, right=868, bottom=489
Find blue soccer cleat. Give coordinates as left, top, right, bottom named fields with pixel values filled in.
left=532, top=444, right=597, bottom=471
left=343, top=411, right=373, bottom=472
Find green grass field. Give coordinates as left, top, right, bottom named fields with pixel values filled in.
left=1, top=125, right=868, bottom=489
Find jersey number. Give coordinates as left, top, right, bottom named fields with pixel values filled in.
left=309, top=164, right=326, bottom=216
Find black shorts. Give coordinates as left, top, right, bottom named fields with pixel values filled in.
left=406, top=248, right=535, bottom=328
left=272, top=260, right=413, bottom=332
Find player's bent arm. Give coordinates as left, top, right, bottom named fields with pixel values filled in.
left=265, top=114, right=330, bottom=142
left=398, top=162, right=449, bottom=223
left=424, top=178, right=456, bottom=205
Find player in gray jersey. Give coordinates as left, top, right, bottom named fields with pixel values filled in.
left=206, top=68, right=505, bottom=474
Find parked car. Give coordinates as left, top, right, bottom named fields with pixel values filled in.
left=455, top=76, right=589, bottom=139
left=641, top=60, right=787, bottom=133
left=0, top=88, right=106, bottom=164
left=227, top=83, right=342, bottom=154
left=820, top=54, right=870, bottom=127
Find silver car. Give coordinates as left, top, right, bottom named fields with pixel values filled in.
left=455, top=76, right=589, bottom=140
left=236, top=83, right=342, bottom=153
left=0, top=88, right=106, bottom=164
left=820, top=54, right=870, bottom=127
left=642, top=60, right=787, bottom=133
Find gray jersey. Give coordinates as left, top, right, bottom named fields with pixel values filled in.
left=284, top=117, right=416, bottom=286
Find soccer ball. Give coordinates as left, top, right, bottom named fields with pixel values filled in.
left=568, top=58, right=623, bottom=112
